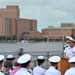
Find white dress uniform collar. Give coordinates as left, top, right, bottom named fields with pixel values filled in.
left=21, top=68, right=28, bottom=71
left=0, top=72, right=5, bottom=75
left=64, top=67, right=75, bottom=75
left=21, top=67, right=32, bottom=73
left=33, top=65, right=46, bottom=75
left=14, top=68, right=32, bottom=75
left=49, top=66, right=56, bottom=69
left=37, top=65, right=42, bottom=67
left=45, top=65, right=61, bottom=75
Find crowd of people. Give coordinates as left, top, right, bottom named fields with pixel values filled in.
left=0, top=36, right=75, bottom=75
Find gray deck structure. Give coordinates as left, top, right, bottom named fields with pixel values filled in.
left=0, top=42, right=65, bottom=68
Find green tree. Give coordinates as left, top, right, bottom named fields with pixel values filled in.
left=12, top=35, right=17, bottom=40
left=6, top=36, right=11, bottom=41
left=2, top=36, right=6, bottom=40
left=19, top=37, right=24, bottom=41
left=0, top=36, right=2, bottom=40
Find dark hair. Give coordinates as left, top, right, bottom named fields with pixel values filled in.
left=70, top=62, right=75, bottom=64
left=14, top=62, right=20, bottom=66
left=21, top=61, right=31, bottom=68
left=0, top=60, right=3, bottom=64
left=50, top=62, right=58, bottom=66
left=4, top=60, right=13, bottom=69
left=37, top=59, right=45, bottom=66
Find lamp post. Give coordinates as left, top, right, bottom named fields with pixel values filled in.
left=62, top=27, right=64, bottom=50
left=60, top=27, right=65, bottom=58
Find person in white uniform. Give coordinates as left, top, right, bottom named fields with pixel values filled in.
left=0, top=55, right=5, bottom=75
left=14, top=54, right=32, bottom=75
left=33, top=56, right=46, bottom=75
left=45, top=56, right=61, bottom=75
left=64, top=36, right=75, bottom=59
left=64, top=56, right=75, bottom=75
left=6, top=54, right=16, bottom=73
left=6, top=54, right=15, bottom=66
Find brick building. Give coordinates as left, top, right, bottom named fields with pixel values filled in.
left=1, top=6, right=75, bottom=41
left=42, top=23, right=75, bottom=42
left=0, top=5, right=37, bottom=40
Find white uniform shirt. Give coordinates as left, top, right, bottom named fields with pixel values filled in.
left=14, top=68, right=32, bottom=75
left=0, top=72, right=5, bottom=75
left=64, top=67, right=75, bottom=75
left=64, top=46, right=75, bottom=59
left=33, top=65, right=46, bottom=75
left=45, top=66, right=61, bottom=75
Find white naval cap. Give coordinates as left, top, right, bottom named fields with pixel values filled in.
left=49, top=56, right=61, bottom=63
left=66, top=36, right=75, bottom=42
left=0, top=55, right=4, bottom=61
left=7, top=54, right=15, bottom=59
left=17, top=54, right=31, bottom=64
left=37, top=56, right=45, bottom=60
left=68, top=57, right=75, bottom=63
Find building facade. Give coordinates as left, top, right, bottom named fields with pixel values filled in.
left=0, top=6, right=37, bottom=40
left=1, top=6, right=75, bottom=41
left=0, top=6, right=19, bottom=37
left=42, top=23, right=75, bottom=42
left=17, top=19, right=37, bottom=39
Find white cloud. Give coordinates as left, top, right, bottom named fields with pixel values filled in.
left=0, top=0, right=9, bottom=1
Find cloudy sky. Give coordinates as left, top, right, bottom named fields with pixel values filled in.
left=0, top=0, right=75, bottom=32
